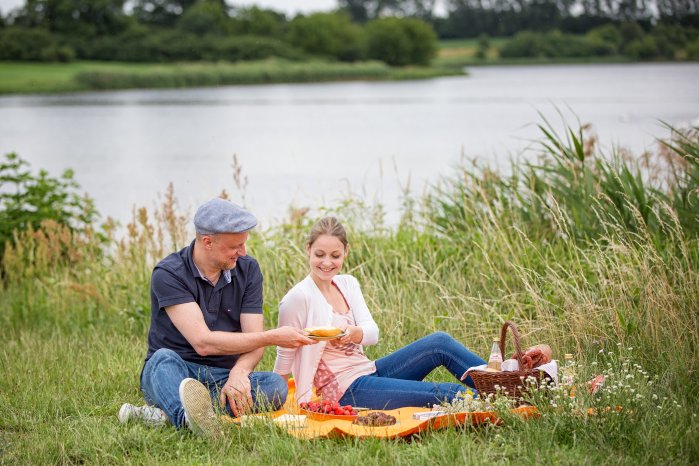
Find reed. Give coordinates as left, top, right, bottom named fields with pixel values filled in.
left=73, top=60, right=458, bottom=91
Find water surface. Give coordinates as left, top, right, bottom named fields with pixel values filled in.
left=1, top=63, right=697, bottom=227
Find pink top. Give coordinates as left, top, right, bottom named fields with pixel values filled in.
left=313, top=308, right=376, bottom=402
left=274, top=274, right=380, bottom=404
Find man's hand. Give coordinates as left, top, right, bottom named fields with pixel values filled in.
left=270, top=326, right=317, bottom=348
left=220, top=369, right=253, bottom=418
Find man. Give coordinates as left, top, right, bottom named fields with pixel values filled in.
left=119, top=198, right=315, bottom=436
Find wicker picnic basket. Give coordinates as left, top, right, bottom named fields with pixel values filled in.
left=470, top=321, right=551, bottom=399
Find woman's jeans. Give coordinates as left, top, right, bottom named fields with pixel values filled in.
left=338, top=332, right=486, bottom=410
left=140, top=348, right=287, bottom=428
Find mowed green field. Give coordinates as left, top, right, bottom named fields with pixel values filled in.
left=0, top=59, right=462, bottom=95
left=434, top=38, right=508, bottom=66
left=0, top=61, right=165, bottom=93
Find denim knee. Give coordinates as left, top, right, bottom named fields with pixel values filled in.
left=252, top=372, right=288, bottom=410
left=427, top=331, right=454, bottom=346
left=150, top=348, right=183, bottom=365
left=141, top=348, right=187, bottom=388
left=268, top=373, right=288, bottom=409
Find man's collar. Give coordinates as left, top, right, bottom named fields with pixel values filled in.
left=188, top=239, right=232, bottom=285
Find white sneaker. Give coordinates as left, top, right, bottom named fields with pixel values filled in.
left=178, top=378, right=222, bottom=438
left=118, top=403, right=168, bottom=427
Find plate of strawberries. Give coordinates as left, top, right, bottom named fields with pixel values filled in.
left=299, top=400, right=361, bottom=421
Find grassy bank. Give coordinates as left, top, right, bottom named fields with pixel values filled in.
left=0, top=59, right=464, bottom=95
left=435, top=37, right=634, bottom=68
left=1, top=122, right=698, bottom=463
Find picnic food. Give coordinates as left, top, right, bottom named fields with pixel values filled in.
left=300, top=400, right=358, bottom=416
left=304, top=326, right=343, bottom=337
left=514, top=344, right=553, bottom=369
left=273, top=414, right=307, bottom=428
left=353, top=412, right=397, bottom=426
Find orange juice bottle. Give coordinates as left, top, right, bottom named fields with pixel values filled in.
left=562, top=353, right=576, bottom=397
left=487, top=338, right=503, bottom=371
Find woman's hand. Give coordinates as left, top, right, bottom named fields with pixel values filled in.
left=332, top=325, right=363, bottom=345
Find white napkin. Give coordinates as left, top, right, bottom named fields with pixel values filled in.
left=462, top=360, right=559, bottom=385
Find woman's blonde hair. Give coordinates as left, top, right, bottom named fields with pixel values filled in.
left=307, top=217, right=348, bottom=248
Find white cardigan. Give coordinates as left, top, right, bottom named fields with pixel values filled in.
left=273, top=274, right=380, bottom=404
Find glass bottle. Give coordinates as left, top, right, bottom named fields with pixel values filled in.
left=487, top=338, right=503, bottom=371
left=562, top=353, right=576, bottom=397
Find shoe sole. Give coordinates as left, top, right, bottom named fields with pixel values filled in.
left=118, top=403, right=132, bottom=424
left=179, top=378, right=221, bottom=438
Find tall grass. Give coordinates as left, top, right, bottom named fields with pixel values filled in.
left=425, top=120, right=699, bottom=394
left=1, top=121, right=697, bottom=463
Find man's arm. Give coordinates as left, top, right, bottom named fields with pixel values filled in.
left=165, top=302, right=313, bottom=356
left=232, top=313, right=265, bottom=370
left=219, top=313, right=265, bottom=417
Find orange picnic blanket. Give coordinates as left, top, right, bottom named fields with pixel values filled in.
left=222, top=380, right=539, bottom=439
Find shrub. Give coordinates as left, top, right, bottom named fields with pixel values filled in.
left=500, top=30, right=615, bottom=58
left=0, top=153, right=97, bottom=260
left=476, top=34, right=490, bottom=59
left=78, top=29, right=303, bottom=62
left=499, top=30, right=545, bottom=58
left=287, top=12, right=364, bottom=61
left=686, top=36, right=699, bottom=59
left=214, top=35, right=304, bottom=61
left=624, top=36, right=659, bottom=59
left=586, top=23, right=622, bottom=52
left=39, top=43, right=76, bottom=62
left=230, top=6, right=287, bottom=38
left=619, top=21, right=646, bottom=48
left=176, top=0, right=231, bottom=36
left=365, top=17, right=437, bottom=66
left=0, top=27, right=74, bottom=61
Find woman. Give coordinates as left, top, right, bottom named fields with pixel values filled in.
left=273, top=217, right=487, bottom=410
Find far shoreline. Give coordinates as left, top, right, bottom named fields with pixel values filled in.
left=3, top=56, right=696, bottom=96
left=0, top=59, right=466, bottom=96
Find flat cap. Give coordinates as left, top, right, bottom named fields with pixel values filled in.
left=193, top=198, right=257, bottom=235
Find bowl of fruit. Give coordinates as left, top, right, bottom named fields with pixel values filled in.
left=299, top=400, right=360, bottom=421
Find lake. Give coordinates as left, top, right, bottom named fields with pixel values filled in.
left=1, top=62, right=697, bottom=228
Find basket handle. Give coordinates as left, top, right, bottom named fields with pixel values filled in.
left=499, top=321, right=525, bottom=369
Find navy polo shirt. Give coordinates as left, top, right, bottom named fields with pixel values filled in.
left=145, top=239, right=263, bottom=369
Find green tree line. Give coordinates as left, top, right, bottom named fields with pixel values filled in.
left=434, top=0, right=697, bottom=39
left=0, top=0, right=437, bottom=66
left=342, top=0, right=699, bottom=60
left=0, top=0, right=697, bottom=64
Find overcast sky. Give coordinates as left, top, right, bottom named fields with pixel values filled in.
left=0, top=0, right=343, bottom=16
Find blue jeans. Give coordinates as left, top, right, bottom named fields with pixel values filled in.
left=140, top=348, right=287, bottom=428
left=338, top=332, right=486, bottom=410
